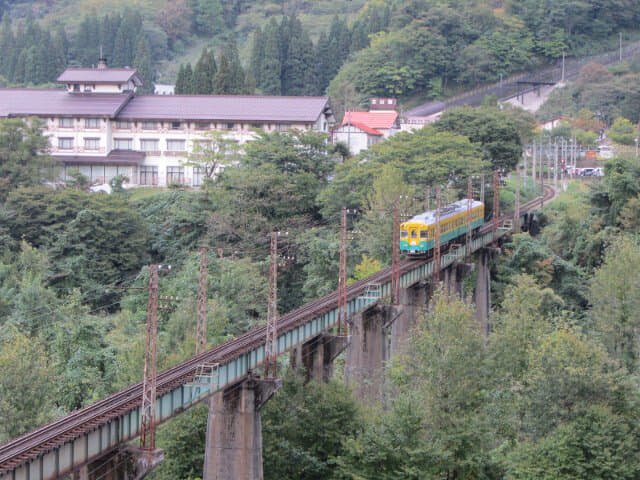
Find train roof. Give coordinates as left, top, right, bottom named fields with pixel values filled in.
left=403, top=199, right=483, bottom=227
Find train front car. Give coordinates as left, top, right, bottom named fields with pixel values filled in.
left=400, top=199, right=484, bottom=257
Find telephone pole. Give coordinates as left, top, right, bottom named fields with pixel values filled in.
left=392, top=197, right=401, bottom=305
left=337, top=207, right=349, bottom=336
left=492, top=171, right=500, bottom=248
left=433, top=186, right=442, bottom=285
left=140, top=264, right=159, bottom=454
left=466, top=177, right=473, bottom=259
left=196, top=247, right=208, bottom=355
left=265, top=233, right=279, bottom=378
left=514, top=164, right=521, bottom=234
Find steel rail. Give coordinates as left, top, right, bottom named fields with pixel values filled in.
left=0, top=186, right=554, bottom=472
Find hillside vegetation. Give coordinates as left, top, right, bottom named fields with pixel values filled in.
left=1, top=0, right=640, bottom=103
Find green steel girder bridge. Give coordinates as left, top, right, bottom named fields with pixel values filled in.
left=0, top=190, right=550, bottom=480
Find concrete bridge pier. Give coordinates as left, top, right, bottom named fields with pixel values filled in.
left=390, top=281, right=429, bottom=357
left=344, top=305, right=392, bottom=404
left=290, top=334, right=349, bottom=382
left=203, top=375, right=282, bottom=480
left=443, top=262, right=475, bottom=299
left=473, top=248, right=500, bottom=337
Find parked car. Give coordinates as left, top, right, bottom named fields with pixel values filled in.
left=581, top=168, right=595, bottom=176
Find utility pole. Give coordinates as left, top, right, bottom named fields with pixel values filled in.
left=532, top=141, right=537, bottom=186
left=514, top=164, right=521, bottom=234
left=337, top=207, right=349, bottom=336
left=540, top=150, right=545, bottom=208
left=196, top=247, right=208, bottom=355
left=433, top=187, right=442, bottom=285
left=492, top=172, right=499, bottom=248
left=466, top=177, right=473, bottom=259
left=425, top=185, right=431, bottom=211
left=392, top=197, right=401, bottom=304
left=620, top=32, right=623, bottom=63
left=140, top=264, right=159, bottom=455
left=265, top=233, right=279, bottom=378
left=554, top=139, right=558, bottom=189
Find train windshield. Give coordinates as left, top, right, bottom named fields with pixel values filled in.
left=410, top=230, right=418, bottom=238
left=420, top=230, right=428, bottom=239
left=400, top=230, right=408, bottom=238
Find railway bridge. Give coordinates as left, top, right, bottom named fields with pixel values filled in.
left=0, top=189, right=552, bottom=480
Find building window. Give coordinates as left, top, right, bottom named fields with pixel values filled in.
left=114, top=138, right=133, bottom=150
left=193, top=167, right=205, bottom=186
left=140, top=139, right=159, bottom=152
left=167, top=166, right=185, bottom=184
left=58, top=137, right=74, bottom=150
left=171, top=121, right=182, bottom=130
left=194, top=122, right=210, bottom=130
left=166, top=139, right=186, bottom=152
left=84, top=118, right=100, bottom=129
left=73, top=84, right=80, bottom=92
left=139, top=166, right=158, bottom=186
left=116, top=120, right=131, bottom=129
left=84, top=138, right=100, bottom=150
left=224, top=122, right=235, bottom=130
left=59, top=118, right=74, bottom=128
left=142, top=121, right=158, bottom=130
left=250, top=123, right=262, bottom=129
left=277, top=124, right=288, bottom=132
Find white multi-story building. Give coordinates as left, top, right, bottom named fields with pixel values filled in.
left=0, top=63, right=335, bottom=187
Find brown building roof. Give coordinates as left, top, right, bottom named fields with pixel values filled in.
left=117, top=95, right=333, bottom=123
left=55, top=150, right=145, bottom=166
left=0, top=89, right=133, bottom=118
left=57, top=68, right=143, bottom=85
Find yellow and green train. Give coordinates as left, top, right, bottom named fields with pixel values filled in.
left=400, top=199, right=485, bottom=255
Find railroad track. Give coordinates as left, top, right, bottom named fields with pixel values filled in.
left=0, top=185, right=554, bottom=474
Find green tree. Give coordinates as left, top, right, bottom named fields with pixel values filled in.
left=436, top=106, right=526, bottom=171
left=590, top=235, right=640, bottom=372
left=262, top=372, right=362, bottom=480
left=133, top=35, right=154, bottom=94
left=259, top=20, right=282, bottom=95
left=0, top=328, right=59, bottom=442
left=186, top=130, right=240, bottom=189
left=608, top=117, right=638, bottom=145
left=504, top=405, right=640, bottom=480
left=0, top=118, right=52, bottom=202
left=340, top=294, right=495, bottom=478
left=191, top=0, right=224, bottom=36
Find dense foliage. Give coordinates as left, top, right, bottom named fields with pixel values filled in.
left=329, top=0, right=640, bottom=100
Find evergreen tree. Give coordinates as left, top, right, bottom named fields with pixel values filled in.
left=13, top=49, right=26, bottom=84
left=249, top=26, right=264, bottom=84
left=193, top=48, right=213, bottom=94
left=53, top=29, right=67, bottom=76
left=282, top=17, right=315, bottom=95
left=314, top=31, right=331, bottom=95
left=133, top=35, right=154, bottom=94
left=182, top=62, right=194, bottom=94
left=259, top=21, right=281, bottom=95
left=175, top=64, right=185, bottom=94
left=0, top=14, right=14, bottom=76
left=112, top=10, right=141, bottom=67
left=213, top=53, right=232, bottom=94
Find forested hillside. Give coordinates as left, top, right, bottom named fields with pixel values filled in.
left=1, top=0, right=639, bottom=104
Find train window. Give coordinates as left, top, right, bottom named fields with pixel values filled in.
left=411, top=230, right=417, bottom=238
left=400, top=230, right=408, bottom=238
left=420, top=230, right=428, bottom=239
